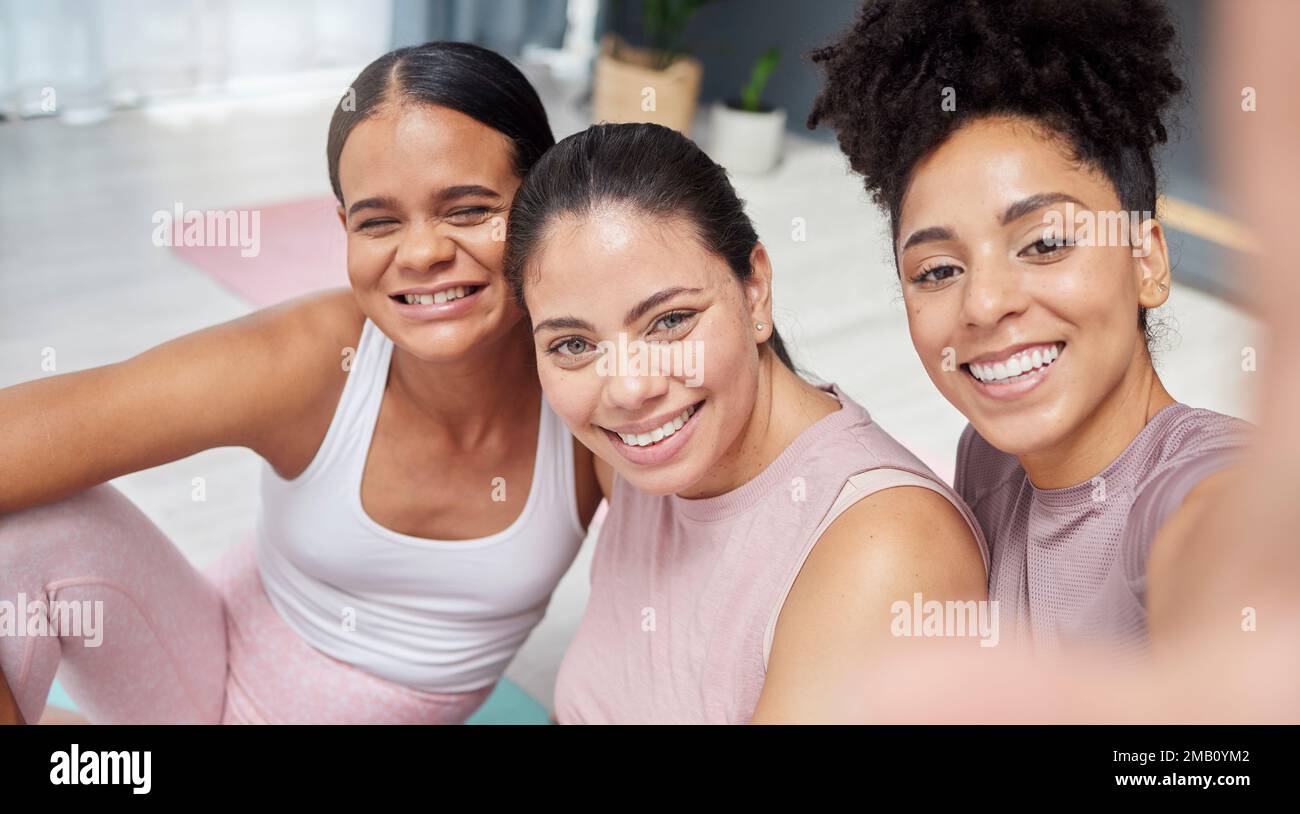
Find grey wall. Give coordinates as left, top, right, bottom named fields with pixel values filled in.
left=391, top=0, right=569, bottom=54
left=608, top=0, right=861, bottom=140
left=610, top=0, right=1238, bottom=301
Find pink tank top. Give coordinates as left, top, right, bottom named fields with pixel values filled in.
left=553, top=382, right=989, bottom=724
left=956, top=403, right=1251, bottom=656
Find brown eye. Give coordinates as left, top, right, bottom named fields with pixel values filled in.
left=1025, top=235, right=1075, bottom=255
left=911, top=264, right=961, bottom=285
left=446, top=207, right=492, bottom=226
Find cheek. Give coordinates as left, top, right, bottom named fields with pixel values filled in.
left=903, top=294, right=952, bottom=364
left=538, top=364, right=600, bottom=434
left=460, top=228, right=507, bottom=278
left=346, top=236, right=390, bottom=288
left=1037, top=251, right=1138, bottom=332
left=690, top=316, right=755, bottom=393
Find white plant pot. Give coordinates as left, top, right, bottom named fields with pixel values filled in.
left=708, top=101, right=787, bottom=174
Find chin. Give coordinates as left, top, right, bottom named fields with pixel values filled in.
left=966, top=410, right=1072, bottom=458
left=614, top=461, right=700, bottom=498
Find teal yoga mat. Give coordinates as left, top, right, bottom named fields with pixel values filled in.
left=45, top=677, right=551, bottom=725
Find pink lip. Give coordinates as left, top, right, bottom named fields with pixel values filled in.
left=389, top=286, right=485, bottom=321
left=601, top=400, right=704, bottom=466
left=965, top=347, right=1063, bottom=401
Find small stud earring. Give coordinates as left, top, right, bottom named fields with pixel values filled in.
left=1158, top=281, right=1169, bottom=291
left=755, top=322, right=765, bottom=331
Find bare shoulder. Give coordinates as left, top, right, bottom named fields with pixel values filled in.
left=802, top=484, right=985, bottom=590
left=239, top=287, right=366, bottom=473
left=752, top=485, right=987, bottom=722
left=257, top=287, right=365, bottom=350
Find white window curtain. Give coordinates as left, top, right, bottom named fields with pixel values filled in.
left=0, top=0, right=392, bottom=121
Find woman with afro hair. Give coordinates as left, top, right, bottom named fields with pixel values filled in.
left=809, top=0, right=1252, bottom=657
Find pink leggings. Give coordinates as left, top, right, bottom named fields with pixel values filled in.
left=0, top=484, right=494, bottom=724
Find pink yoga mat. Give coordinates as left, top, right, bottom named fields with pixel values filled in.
left=170, top=196, right=347, bottom=306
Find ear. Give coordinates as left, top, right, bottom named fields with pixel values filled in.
left=1134, top=217, right=1172, bottom=309
left=336, top=203, right=347, bottom=230
left=743, top=242, right=775, bottom=343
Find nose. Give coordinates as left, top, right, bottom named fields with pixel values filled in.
left=601, top=355, right=671, bottom=415
left=961, top=257, right=1031, bottom=330
left=394, top=220, right=456, bottom=275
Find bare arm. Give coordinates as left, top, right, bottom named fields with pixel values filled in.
left=0, top=288, right=360, bottom=515
left=750, top=485, right=987, bottom=723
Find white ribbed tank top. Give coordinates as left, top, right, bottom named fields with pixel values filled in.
left=255, top=318, right=586, bottom=693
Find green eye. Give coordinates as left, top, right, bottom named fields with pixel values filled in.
left=652, top=310, right=695, bottom=333
left=547, top=337, right=591, bottom=357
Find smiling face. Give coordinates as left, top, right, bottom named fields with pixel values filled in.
left=336, top=103, right=525, bottom=361
left=897, top=116, right=1171, bottom=458
left=525, top=207, right=772, bottom=496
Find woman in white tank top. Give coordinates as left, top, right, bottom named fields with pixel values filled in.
left=0, top=43, right=599, bottom=725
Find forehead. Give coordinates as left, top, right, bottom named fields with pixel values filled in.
left=898, top=117, right=1120, bottom=231
left=526, top=207, right=728, bottom=316
left=337, top=103, right=515, bottom=198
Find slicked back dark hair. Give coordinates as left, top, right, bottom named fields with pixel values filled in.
left=504, top=122, right=797, bottom=372
left=326, top=41, right=554, bottom=203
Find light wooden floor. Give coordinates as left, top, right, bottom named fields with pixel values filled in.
left=0, top=66, right=1262, bottom=712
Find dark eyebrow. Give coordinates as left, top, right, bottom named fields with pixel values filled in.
left=532, top=315, right=596, bottom=336
left=1001, top=192, right=1088, bottom=226
left=347, top=195, right=399, bottom=217
left=346, top=185, right=500, bottom=218
left=900, top=193, right=1090, bottom=251
left=623, top=287, right=702, bottom=326
left=435, top=184, right=501, bottom=203
left=901, top=226, right=956, bottom=252
left=531, top=287, right=704, bottom=337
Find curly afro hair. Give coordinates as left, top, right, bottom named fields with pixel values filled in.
left=807, top=0, right=1185, bottom=239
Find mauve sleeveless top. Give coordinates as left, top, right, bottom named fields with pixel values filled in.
left=554, top=382, right=989, bottom=724
left=955, top=403, right=1251, bottom=657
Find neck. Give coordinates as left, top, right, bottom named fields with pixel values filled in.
left=679, top=350, right=840, bottom=499
left=388, top=320, right=539, bottom=445
left=1019, top=344, right=1175, bottom=489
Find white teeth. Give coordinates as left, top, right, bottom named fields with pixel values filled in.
left=401, top=286, right=476, bottom=305
left=614, top=403, right=698, bottom=447
left=968, top=344, right=1064, bottom=383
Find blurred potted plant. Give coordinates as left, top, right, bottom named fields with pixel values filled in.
left=709, top=46, right=785, bottom=173
left=592, top=0, right=713, bottom=134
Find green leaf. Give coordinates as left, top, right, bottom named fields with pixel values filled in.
left=741, top=47, right=781, bottom=112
